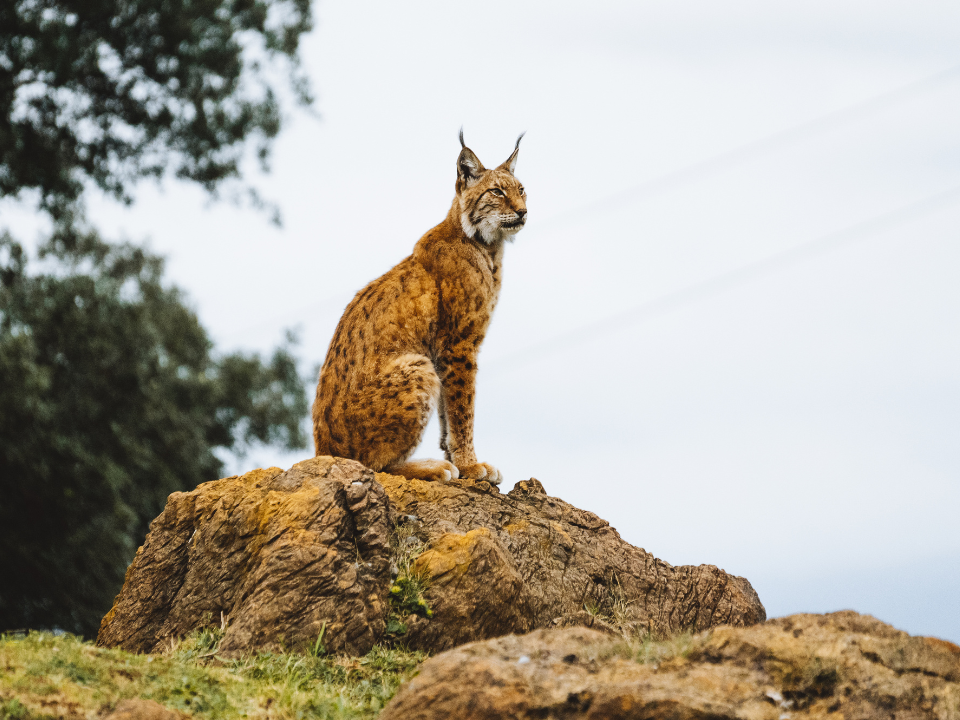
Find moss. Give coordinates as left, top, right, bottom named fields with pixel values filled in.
left=386, top=520, right=433, bottom=638
left=0, top=630, right=426, bottom=720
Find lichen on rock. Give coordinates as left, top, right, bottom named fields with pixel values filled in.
left=97, top=457, right=394, bottom=656
left=99, top=458, right=765, bottom=657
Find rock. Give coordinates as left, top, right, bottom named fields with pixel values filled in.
left=103, top=699, right=186, bottom=720
left=97, top=457, right=394, bottom=656
left=376, top=473, right=765, bottom=652
left=381, top=611, right=960, bottom=720
left=99, top=459, right=764, bottom=656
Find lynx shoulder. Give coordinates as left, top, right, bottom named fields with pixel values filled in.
left=312, top=132, right=527, bottom=484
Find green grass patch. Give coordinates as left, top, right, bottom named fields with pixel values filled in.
left=0, top=630, right=426, bottom=719
left=596, top=628, right=700, bottom=668
left=386, top=520, right=432, bottom=638
left=628, top=630, right=698, bottom=665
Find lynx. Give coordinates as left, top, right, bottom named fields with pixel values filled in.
left=312, top=131, right=527, bottom=484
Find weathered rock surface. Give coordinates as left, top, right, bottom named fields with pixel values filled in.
left=385, top=474, right=765, bottom=652
left=99, top=458, right=765, bottom=655
left=97, top=457, right=393, bottom=655
left=381, top=611, right=960, bottom=720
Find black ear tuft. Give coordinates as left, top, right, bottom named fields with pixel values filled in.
left=459, top=127, right=466, bottom=148
left=499, top=131, right=525, bottom=174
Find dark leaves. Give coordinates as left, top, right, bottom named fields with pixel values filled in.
left=0, top=230, right=310, bottom=636
left=0, top=0, right=313, bottom=221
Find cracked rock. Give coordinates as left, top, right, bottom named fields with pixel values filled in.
left=375, top=472, right=765, bottom=652
left=98, top=458, right=764, bottom=656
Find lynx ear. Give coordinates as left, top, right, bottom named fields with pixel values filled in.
left=456, top=129, right=485, bottom=192
left=498, top=132, right=525, bottom=174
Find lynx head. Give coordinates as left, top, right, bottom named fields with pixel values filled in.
left=456, top=130, right=527, bottom=244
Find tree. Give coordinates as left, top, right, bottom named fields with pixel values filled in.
left=1, top=0, right=312, bottom=222
left=0, top=227, right=309, bottom=636
left=0, top=0, right=317, bottom=636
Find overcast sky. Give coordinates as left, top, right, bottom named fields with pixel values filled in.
left=5, top=0, right=960, bottom=642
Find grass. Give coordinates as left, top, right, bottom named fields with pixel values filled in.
left=0, top=629, right=426, bottom=719
left=385, top=519, right=432, bottom=638
left=576, top=573, right=703, bottom=671
left=582, top=572, right=637, bottom=637
left=626, top=630, right=698, bottom=666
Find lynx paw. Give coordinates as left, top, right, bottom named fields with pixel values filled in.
left=386, top=459, right=460, bottom=483
left=435, top=461, right=460, bottom=482
left=457, top=462, right=503, bottom=486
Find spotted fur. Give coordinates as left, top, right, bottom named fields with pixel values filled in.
left=312, top=133, right=527, bottom=484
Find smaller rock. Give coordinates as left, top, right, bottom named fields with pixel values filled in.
left=509, top=478, right=546, bottom=496
left=381, top=611, right=960, bottom=720
left=470, top=480, right=498, bottom=494
left=764, top=689, right=784, bottom=704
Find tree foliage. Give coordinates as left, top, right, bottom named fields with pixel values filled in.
left=0, top=0, right=317, bottom=636
left=0, top=228, right=309, bottom=636
left=0, top=0, right=312, bottom=221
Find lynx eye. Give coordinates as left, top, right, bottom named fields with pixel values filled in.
left=518, top=186, right=525, bottom=196
left=489, top=188, right=505, bottom=197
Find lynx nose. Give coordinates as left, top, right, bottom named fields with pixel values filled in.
left=516, top=209, right=527, bottom=220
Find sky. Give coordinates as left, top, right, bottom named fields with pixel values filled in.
left=4, top=1, right=960, bottom=641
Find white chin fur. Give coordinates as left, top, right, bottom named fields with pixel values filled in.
left=478, top=219, right=523, bottom=245
left=460, top=210, right=478, bottom=240
left=460, top=201, right=525, bottom=244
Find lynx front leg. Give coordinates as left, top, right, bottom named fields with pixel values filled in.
left=439, top=350, right=503, bottom=485
left=437, top=392, right=450, bottom=462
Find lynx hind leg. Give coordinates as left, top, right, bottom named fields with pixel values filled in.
left=361, top=353, right=441, bottom=472
left=385, top=458, right=460, bottom=483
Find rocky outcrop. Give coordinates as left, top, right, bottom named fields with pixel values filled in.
left=97, top=457, right=394, bottom=655
left=98, top=458, right=765, bottom=656
left=381, top=611, right=960, bottom=720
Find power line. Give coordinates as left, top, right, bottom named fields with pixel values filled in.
left=533, top=62, right=960, bottom=231
left=224, top=61, right=960, bottom=340
left=486, top=184, right=960, bottom=377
